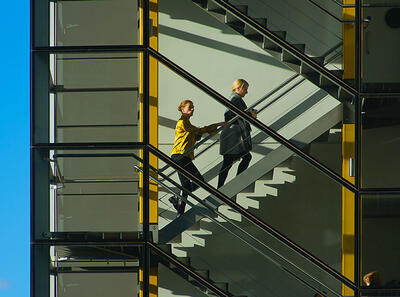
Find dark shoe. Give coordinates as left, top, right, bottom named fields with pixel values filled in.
left=177, top=201, right=186, bottom=216
left=168, top=196, right=180, bottom=211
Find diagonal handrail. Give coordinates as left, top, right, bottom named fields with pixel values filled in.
left=211, top=0, right=357, bottom=95
left=157, top=40, right=345, bottom=174
left=158, top=72, right=300, bottom=175
left=147, top=144, right=358, bottom=290
left=148, top=47, right=357, bottom=193
left=160, top=42, right=342, bottom=178
left=149, top=242, right=232, bottom=297
left=137, top=166, right=341, bottom=297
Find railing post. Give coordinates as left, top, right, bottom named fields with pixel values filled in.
left=355, top=0, right=362, bottom=296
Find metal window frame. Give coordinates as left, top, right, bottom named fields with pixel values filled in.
left=31, top=1, right=400, bottom=297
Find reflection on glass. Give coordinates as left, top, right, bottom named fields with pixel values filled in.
left=150, top=145, right=354, bottom=297
left=50, top=150, right=141, bottom=232
left=53, top=245, right=139, bottom=297
left=362, top=194, right=400, bottom=288
left=362, top=1, right=400, bottom=91
left=55, top=0, right=138, bottom=46
left=361, top=96, right=400, bottom=188
left=49, top=53, right=139, bottom=143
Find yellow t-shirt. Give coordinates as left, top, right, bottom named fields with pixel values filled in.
left=171, top=116, right=219, bottom=159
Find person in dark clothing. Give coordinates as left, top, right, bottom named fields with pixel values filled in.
left=217, top=79, right=257, bottom=188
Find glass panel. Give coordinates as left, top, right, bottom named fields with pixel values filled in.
left=362, top=0, right=400, bottom=92
left=51, top=149, right=141, bottom=233
left=155, top=150, right=350, bottom=269
left=54, top=91, right=139, bottom=143
left=362, top=193, right=400, bottom=288
left=52, top=245, right=139, bottom=297
left=153, top=180, right=354, bottom=297
left=158, top=6, right=352, bottom=181
left=361, top=96, right=400, bottom=188
left=148, top=147, right=355, bottom=297
left=53, top=53, right=138, bottom=89
left=54, top=0, right=138, bottom=46
left=51, top=53, right=139, bottom=143
left=157, top=257, right=209, bottom=297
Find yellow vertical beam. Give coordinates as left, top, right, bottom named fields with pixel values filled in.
left=343, top=0, right=356, bottom=79
left=342, top=124, right=355, bottom=296
left=139, top=0, right=159, bottom=225
left=139, top=1, right=159, bottom=296
left=140, top=266, right=158, bottom=297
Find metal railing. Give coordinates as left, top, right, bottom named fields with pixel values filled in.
left=211, top=0, right=357, bottom=96
left=135, top=164, right=344, bottom=297
left=51, top=149, right=355, bottom=291
left=147, top=144, right=358, bottom=290
left=149, top=47, right=357, bottom=192
left=159, top=42, right=343, bottom=181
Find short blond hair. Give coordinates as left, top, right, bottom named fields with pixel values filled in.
left=363, top=271, right=381, bottom=287
left=178, top=99, right=193, bottom=112
left=232, top=79, right=249, bottom=92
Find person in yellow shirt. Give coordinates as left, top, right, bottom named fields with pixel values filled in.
left=170, top=99, right=225, bottom=216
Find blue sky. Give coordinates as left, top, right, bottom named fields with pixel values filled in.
left=0, top=1, right=30, bottom=297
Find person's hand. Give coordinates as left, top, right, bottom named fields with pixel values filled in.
left=217, top=121, right=227, bottom=127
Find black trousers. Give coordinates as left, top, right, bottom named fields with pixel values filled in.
left=171, top=154, right=204, bottom=200
left=217, top=152, right=252, bottom=188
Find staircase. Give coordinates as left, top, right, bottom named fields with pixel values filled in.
left=190, top=0, right=355, bottom=102
left=157, top=243, right=248, bottom=297
left=156, top=1, right=349, bottom=296
left=159, top=86, right=341, bottom=243
left=167, top=162, right=297, bottom=258
left=157, top=131, right=343, bottom=297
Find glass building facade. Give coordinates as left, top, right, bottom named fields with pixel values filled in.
left=31, top=1, right=400, bottom=296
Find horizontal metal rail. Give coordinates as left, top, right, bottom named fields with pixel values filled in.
left=331, top=0, right=400, bottom=8
left=32, top=45, right=146, bottom=53
left=32, top=142, right=145, bottom=150
left=147, top=144, right=357, bottom=290
left=52, top=267, right=139, bottom=274
left=307, top=0, right=370, bottom=23
left=360, top=188, right=400, bottom=194
left=50, top=86, right=139, bottom=93
left=149, top=47, right=357, bottom=193
left=211, top=0, right=357, bottom=96
left=56, top=124, right=138, bottom=128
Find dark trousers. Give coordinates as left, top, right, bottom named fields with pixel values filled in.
left=171, top=154, right=204, bottom=200
left=217, top=152, right=252, bottom=188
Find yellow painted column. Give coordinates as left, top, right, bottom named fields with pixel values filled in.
left=139, top=1, right=159, bottom=297
left=342, top=124, right=355, bottom=296
left=140, top=266, right=158, bottom=297
left=343, top=0, right=356, bottom=79
left=139, top=0, right=159, bottom=225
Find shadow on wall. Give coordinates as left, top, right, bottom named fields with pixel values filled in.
left=160, top=25, right=287, bottom=69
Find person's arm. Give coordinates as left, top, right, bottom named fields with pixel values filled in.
left=180, top=118, right=224, bottom=138
left=180, top=117, right=206, bottom=135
